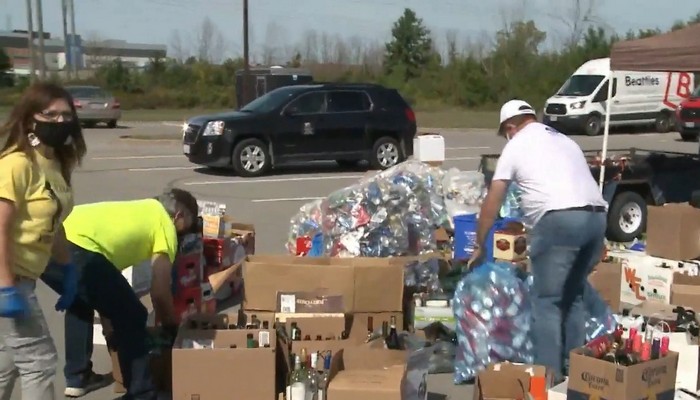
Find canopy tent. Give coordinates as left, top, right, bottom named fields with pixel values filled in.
left=610, top=23, right=700, bottom=72
left=598, top=23, right=700, bottom=188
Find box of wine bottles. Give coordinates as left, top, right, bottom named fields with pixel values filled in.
left=172, top=313, right=277, bottom=400
left=567, top=347, right=679, bottom=400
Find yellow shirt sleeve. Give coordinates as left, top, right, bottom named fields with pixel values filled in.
left=152, top=217, right=178, bottom=263
left=0, top=153, right=31, bottom=204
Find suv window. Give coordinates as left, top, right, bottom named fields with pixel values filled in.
left=327, top=91, right=371, bottom=113
left=286, top=92, right=326, bottom=114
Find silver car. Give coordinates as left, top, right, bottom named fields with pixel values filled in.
left=66, top=86, right=122, bottom=128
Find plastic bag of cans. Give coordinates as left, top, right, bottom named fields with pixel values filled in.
left=442, top=169, right=486, bottom=222
left=453, top=262, right=533, bottom=384
left=404, top=257, right=442, bottom=293
left=287, top=161, right=450, bottom=257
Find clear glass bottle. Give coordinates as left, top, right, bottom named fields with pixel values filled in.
left=317, top=352, right=331, bottom=400
left=288, top=354, right=307, bottom=400
left=306, top=352, right=319, bottom=400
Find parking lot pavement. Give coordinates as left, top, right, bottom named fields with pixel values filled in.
left=10, top=123, right=697, bottom=399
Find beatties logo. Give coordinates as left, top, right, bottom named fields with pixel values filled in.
left=581, top=372, right=609, bottom=390
left=642, top=366, right=666, bottom=387
left=625, top=76, right=660, bottom=86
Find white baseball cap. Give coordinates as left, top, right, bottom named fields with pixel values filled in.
left=498, top=99, right=536, bottom=135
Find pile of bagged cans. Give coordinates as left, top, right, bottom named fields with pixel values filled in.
left=287, top=161, right=486, bottom=258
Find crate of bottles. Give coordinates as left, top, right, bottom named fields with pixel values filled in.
left=171, top=313, right=277, bottom=400
left=566, top=324, right=679, bottom=400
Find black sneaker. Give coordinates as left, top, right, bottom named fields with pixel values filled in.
left=64, top=372, right=113, bottom=398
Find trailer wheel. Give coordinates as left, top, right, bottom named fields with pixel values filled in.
left=606, top=191, right=647, bottom=243
left=584, top=114, right=602, bottom=136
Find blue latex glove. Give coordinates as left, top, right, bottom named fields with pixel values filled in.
left=0, top=286, right=29, bottom=318
left=54, top=262, right=79, bottom=312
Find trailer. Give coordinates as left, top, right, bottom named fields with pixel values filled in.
left=235, top=66, right=313, bottom=108
left=479, top=148, right=700, bottom=242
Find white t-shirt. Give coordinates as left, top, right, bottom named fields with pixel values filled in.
left=492, top=122, right=607, bottom=228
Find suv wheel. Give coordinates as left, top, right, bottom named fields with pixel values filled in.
left=232, top=138, right=270, bottom=177
left=370, top=137, right=402, bottom=170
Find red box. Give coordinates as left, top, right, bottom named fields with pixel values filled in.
left=172, top=286, right=202, bottom=325
left=174, top=253, right=201, bottom=291
left=203, top=238, right=234, bottom=267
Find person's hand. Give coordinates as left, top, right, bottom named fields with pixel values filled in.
left=467, top=246, right=484, bottom=270
left=55, top=262, right=79, bottom=312
left=0, top=286, right=29, bottom=318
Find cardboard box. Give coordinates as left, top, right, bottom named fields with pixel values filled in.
left=172, top=314, right=277, bottom=400
left=588, top=262, right=622, bottom=312
left=492, top=222, right=527, bottom=262
left=612, top=250, right=674, bottom=305
left=473, top=365, right=531, bottom=400
left=647, top=203, right=700, bottom=261
left=326, top=348, right=407, bottom=400
left=567, top=350, right=679, bottom=399
left=671, top=273, right=700, bottom=312
left=104, top=320, right=172, bottom=394
left=242, top=255, right=404, bottom=313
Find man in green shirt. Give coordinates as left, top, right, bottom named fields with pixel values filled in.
left=41, top=188, right=198, bottom=399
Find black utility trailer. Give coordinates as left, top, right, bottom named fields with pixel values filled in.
left=235, top=67, right=313, bottom=108
left=479, top=148, right=700, bottom=242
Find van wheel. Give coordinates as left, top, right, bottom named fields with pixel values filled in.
left=584, top=115, right=602, bottom=136
left=654, top=112, right=671, bottom=133
left=606, top=191, right=647, bottom=242
left=232, top=138, right=270, bottom=177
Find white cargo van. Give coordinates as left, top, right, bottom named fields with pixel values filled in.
left=543, top=57, right=694, bottom=136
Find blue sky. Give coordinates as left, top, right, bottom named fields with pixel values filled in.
left=2, top=0, right=698, bottom=58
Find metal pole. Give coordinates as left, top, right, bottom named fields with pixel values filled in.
left=598, top=71, right=615, bottom=192
left=25, top=0, right=35, bottom=83
left=61, top=0, right=70, bottom=80
left=242, top=0, right=250, bottom=106
left=68, top=0, right=77, bottom=76
left=34, top=0, right=46, bottom=80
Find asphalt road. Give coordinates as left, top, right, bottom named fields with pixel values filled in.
left=9, top=121, right=698, bottom=399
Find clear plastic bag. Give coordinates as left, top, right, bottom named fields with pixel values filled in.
left=453, top=262, right=533, bottom=384
left=287, top=161, right=447, bottom=257
left=499, top=182, right=523, bottom=219
left=442, top=169, right=486, bottom=222
left=402, top=346, right=431, bottom=400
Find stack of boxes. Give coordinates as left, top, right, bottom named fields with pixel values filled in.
left=171, top=231, right=214, bottom=324
left=199, top=200, right=255, bottom=302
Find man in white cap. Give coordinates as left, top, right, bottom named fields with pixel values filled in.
left=468, top=99, right=609, bottom=381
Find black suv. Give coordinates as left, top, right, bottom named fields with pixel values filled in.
left=182, top=83, right=417, bottom=177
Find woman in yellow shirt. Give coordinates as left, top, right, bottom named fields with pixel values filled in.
left=0, top=83, right=87, bottom=399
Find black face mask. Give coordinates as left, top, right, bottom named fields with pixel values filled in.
left=33, top=120, right=76, bottom=148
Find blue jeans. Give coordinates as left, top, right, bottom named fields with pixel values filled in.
left=528, top=209, right=607, bottom=380
left=41, top=243, right=156, bottom=400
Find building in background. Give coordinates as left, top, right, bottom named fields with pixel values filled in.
left=0, top=30, right=166, bottom=76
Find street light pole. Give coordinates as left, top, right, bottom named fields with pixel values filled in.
left=25, top=0, right=35, bottom=82
left=61, top=0, right=71, bottom=80
left=242, top=0, right=250, bottom=107
left=34, top=0, right=46, bottom=80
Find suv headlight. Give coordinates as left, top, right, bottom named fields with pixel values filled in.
left=202, top=121, right=225, bottom=136
left=570, top=100, right=586, bottom=110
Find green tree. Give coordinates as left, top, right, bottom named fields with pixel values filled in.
left=384, top=8, right=433, bottom=81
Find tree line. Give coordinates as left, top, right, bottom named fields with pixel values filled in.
left=1, top=7, right=699, bottom=111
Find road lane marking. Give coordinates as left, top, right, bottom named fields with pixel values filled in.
left=129, top=166, right=197, bottom=171
left=446, top=146, right=490, bottom=150
left=184, top=174, right=365, bottom=185
left=93, top=155, right=183, bottom=160
left=251, top=197, right=325, bottom=203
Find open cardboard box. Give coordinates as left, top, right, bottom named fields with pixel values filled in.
left=172, top=313, right=277, bottom=400
left=242, top=255, right=405, bottom=313
left=326, top=347, right=408, bottom=400
left=473, top=367, right=532, bottom=400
